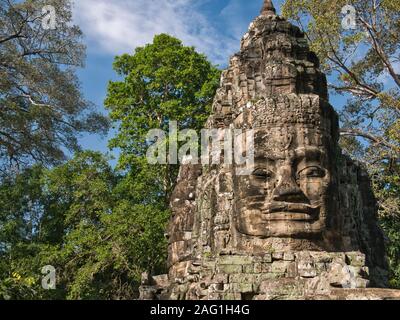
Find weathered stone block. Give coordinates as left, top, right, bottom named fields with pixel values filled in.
left=286, top=262, right=297, bottom=277
left=229, top=274, right=256, bottom=283
left=258, top=272, right=283, bottom=281
left=232, top=282, right=254, bottom=293
left=259, top=278, right=305, bottom=298
left=346, top=252, right=366, bottom=267
left=309, top=252, right=334, bottom=264
left=261, top=263, right=272, bottom=273
left=219, top=255, right=254, bottom=265
left=243, top=264, right=255, bottom=273
left=283, top=252, right=295, bottom=261
left=212, top=274, right=229, bottom=284
left=223, top=293, right=242, bottom=300
left=208, top=292, right=222, bottom=300
left=272, top=261, right=291, bottom=273
left=263, top=253, right=272, bottom=263
left=298, top=261, right=317, bottom=278
left=217, top=264, right=243, bottom=274
left=253, top=262, right=262, bottom=273
left=272, top=252, right=284, bottom=260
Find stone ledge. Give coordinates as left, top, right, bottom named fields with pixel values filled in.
left=327, top=288, right=400, bottom=300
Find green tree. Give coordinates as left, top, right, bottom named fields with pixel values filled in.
left=282, top=0, right=400, bottom=287
left=0, top=152, right=169, bottom=299
left=0, top=0, right=109, bottom=172
left=45, top=151, right=166, bottom=299
left=0, top=165, right=62, bottom=299
left=105, top=33, right=221, bottom=204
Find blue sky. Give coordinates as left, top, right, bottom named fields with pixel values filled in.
left=72, top=0, right=348, bottom=160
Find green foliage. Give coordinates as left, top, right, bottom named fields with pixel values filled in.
left=0, top=152, right=169, bottom=299
left=0, top=0, right=109, bottom=171
left=0, top=164, right=63, bottom=299
left=0, top=273, right=37, bottom=300
left=381, top=215, right=400, bottom=288
left=106, top=33, right=220, bottom=148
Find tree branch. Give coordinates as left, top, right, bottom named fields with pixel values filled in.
left=325, top=37, right=380, bottom=99
left=359, top=16, right=400, bottom=89
left=340, top=128, right=398, bottom=151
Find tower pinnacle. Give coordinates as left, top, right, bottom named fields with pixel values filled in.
left=260, top=0, right=276, bottom=15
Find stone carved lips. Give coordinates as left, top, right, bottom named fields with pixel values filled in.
left=261, top=202, right=320, bottom=221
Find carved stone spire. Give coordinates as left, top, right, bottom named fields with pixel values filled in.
left=260, top=0, right=276, bottom=15
left=138, top=0, right=398, bottom=301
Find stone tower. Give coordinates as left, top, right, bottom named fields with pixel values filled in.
left=140, top=0, right=400, bottom=300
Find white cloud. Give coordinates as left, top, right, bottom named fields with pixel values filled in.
left=72, top=0, right=238, bottom=65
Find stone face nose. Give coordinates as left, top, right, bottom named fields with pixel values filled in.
left=261, top=0, right=276, bottom=15
left=272, top=165, right=308, bottom=203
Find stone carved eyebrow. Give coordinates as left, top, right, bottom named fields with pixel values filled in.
left=294, top=147, right=324, bottom=160
left=254, top=152, right=285, bottom=161
left=253, top=148, right=324, bottom=162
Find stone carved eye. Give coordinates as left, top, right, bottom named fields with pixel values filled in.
left=252, top=168, right=273, bottom=180
left=297, top=166, right=325, bottom=179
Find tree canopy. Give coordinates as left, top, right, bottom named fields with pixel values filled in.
left=0, top=0, right=109, bottom=172
left=105, top=33, right=220, bottom=203
left=0, top=152, right=170, bottom=299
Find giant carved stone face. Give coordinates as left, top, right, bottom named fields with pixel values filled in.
left=234, top=125, right=334, bottom=238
